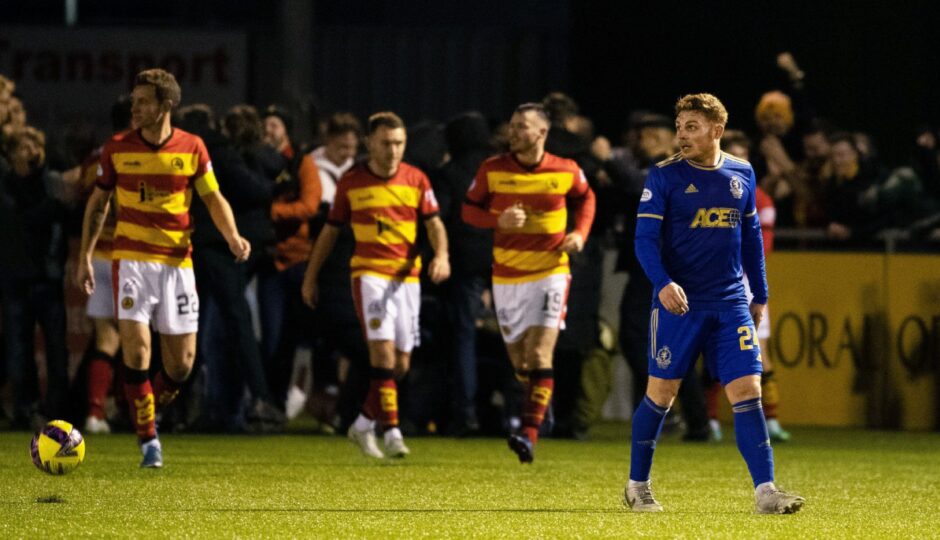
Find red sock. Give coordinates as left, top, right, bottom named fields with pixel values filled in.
left=87, top=350, right=114, bottom=419
left=153, top=369, right=183, bottom=408
left=705, top=381, right=721, bottom=420
left=123, top=369, right=156, bottom=442
left=362, top=368, right=398, bottom=429
left=522, top=369, right=554, bottom=444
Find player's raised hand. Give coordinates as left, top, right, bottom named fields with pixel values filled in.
left=558, top=232, right=584, bottom=254
left=749, top=301, right=765, bottom=329
left=658, top=282, right=689, bottom=316
left=228, top=235, right=251, bottom=262
left=776, top=52, right=804, bottom=81
left=498, top=203, right=527, bottom=229
left=75, top=257, right=95, bottom=296
left=428, top=254, right=451, bottom=284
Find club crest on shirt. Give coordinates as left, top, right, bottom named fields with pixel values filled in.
left=369, top=318, right=382, bottom=330
left=729, top=176, right=744, bottom=199
left=171, top=157, right=185, bottom=170
left=121, top=297, right=134, bottom=310
left=655, top=346, right=672, bottom=369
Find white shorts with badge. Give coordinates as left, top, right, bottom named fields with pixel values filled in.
left=113, top=259, right=199, bottom=335
left=353, top=274, right=421, bottom=353
left=493, top=273, right=571, bottom=344
left=86, top=257, right=115, bottom=319
left=743, top=274, right=770, bottom=340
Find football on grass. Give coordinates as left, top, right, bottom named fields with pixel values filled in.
left=30, top=420, right=86, bottom=475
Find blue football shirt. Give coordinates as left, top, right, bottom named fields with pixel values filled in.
left=634, top=151, right=767, bottom=310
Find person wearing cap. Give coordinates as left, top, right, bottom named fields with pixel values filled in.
left=258, top=105, right=323, bottom=412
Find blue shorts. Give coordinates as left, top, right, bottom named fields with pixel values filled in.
left=647, top=302, right=762, bottom=385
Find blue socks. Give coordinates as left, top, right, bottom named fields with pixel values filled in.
left=733, top=398, right=775, bottom=487
left=629, top=396, right=669, bottom=482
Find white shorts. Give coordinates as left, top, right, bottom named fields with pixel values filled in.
left=743, top=275, right=770, bottom=340
left=113, top=259, right=199, bottom=335
left=353, top=274, right=421, bottom=353
left=86, top=257, right=115, bottom=319
left=493, top=273, right=570, bottom=344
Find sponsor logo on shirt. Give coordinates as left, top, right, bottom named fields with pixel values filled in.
left=690, top=208, right=741, bottom=228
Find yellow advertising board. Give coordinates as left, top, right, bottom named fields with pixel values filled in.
left=717, top=252, right=938, bottom=431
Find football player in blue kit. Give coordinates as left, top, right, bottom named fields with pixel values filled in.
left=623, top=93, right=804, bottom=514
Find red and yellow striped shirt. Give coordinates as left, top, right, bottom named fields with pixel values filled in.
left=327, top=162, right=439, bottom=283
left=464, top=152, right=595, bottom=284
left=96, top=129, right=219, bottom=268
left=80, top=146, right=116, bottom=259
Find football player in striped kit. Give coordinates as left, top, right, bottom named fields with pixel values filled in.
left=77, top=69, right=250, bottom=468
left=302, top=111, right=450, bottom=459
left=462, top=103, right=595, bottom=463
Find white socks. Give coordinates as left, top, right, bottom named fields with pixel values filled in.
left=352, top=414, right=374, bottom=432
left=756, top=481, right=777, bottom=495
left=384, top=427, right=403, bottom=446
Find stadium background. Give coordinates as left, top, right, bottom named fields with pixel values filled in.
left=2, top=0, right=937, bottom=431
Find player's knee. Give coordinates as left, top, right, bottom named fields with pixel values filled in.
left=646, top=378, right=680, bottom=408
left=122, top=344, right=150, bottom=370
left=393, top=352, right=410, bottom=378
left=367, top=341, right=396, bottom=369
left=524, top=347, right=553, bottom=369
left=725, top=375, right=761, bottom=403
left=165, top=362, right=192, bottom=382
left=96, top=333, right=121, bottom=357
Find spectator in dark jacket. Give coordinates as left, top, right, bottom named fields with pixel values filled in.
left=180, top=104, right=285, bottom=432
left=0, top=126, right=69, bottom=430
left=433, top=111, right=494, bottom=435
left=540, top=92, right=608, bottom=437
left=823, top=132, right=879, bottom=242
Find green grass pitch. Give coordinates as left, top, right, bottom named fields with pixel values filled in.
left=2, top=423, right=938, bottom=538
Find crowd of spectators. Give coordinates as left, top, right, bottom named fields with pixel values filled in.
left=1, top=51, right=939, bottom=437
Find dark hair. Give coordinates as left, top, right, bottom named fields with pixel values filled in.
left=110, top=95, right=132, bottom=132
left=223, top=104, right=263, bottom=149
left=541, top=92, right=578, bottom=126
left=264, top=104, right=294, bottom=135
left=804, top=118, right=835, bottom=138
left=176, top=104, right=216, bottom=137
left=367, top=111, right=405, bottom=135
left=325, top=112, right=362, bottom=138
left=514, top=102, right=550, bottom=125
left=721, top=129, right=751, bottom=152
left=828, top=131, right=857, bottom=149
left=134, top=69, right=182, bottom=108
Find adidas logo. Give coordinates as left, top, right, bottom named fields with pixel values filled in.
left=685, top=184, right=698, bottom=194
